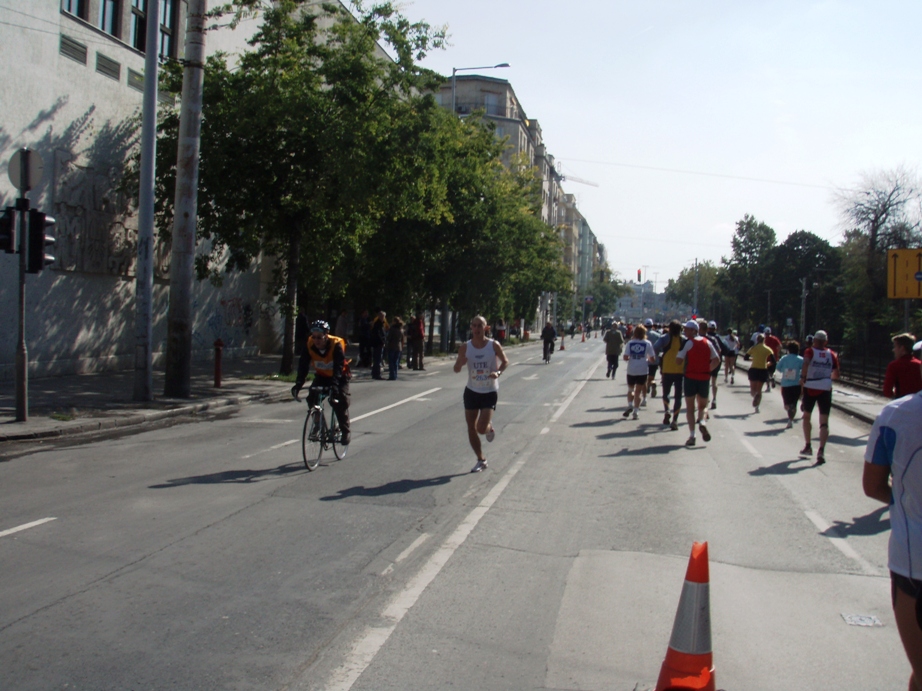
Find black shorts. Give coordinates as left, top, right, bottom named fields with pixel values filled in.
left=891, top=571, right=922, bottom=629
left=748, top=368, right=768, bottom=383
left=463, top=388, right=498, bottom=411
left=607, top=354, right=620, bottom=366
left=648, top=364, right=659, bottom=377
left=626, top=373, right=647, bottom=387
left=684, top=377, right=710, bottom=399
left=781, top=386, right=801, bottom=407
left=710, top=365, right=721, bottom=378
left=802, top=390, right=832, bottom=416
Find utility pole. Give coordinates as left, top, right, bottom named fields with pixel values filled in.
left=799, top=278, right=808, bottom=341
left=133, top=0, right=160, bottom=402
left=164, top=0, right=207, bottom=397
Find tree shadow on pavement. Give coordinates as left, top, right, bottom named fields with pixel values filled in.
left=827, top=434, right=868, bottom=447
left=149, top=463, right=305, bottom=488
left=320, top=474, right=466, bottom=501
left=748, top=459, right=814, bottom=476
left=821, top=505, right=889, bottom=537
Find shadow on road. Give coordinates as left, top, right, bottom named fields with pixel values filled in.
left=320, top=474, right=467, bottom=501
left=571, top=418, right=617, bottom=428
left=748, top=459, right=814, bottom=476
left=821, top=505, right=890, bottom=537
left=149, top=463, right=305, bottom=488
left=826, top=434, right=868, bottom=448
left=745, top=428, right=787, bottom=437
left=603, top=444, right=682, bottom=457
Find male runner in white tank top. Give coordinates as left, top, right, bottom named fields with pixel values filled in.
left=453, top=315, right=509, bottom=472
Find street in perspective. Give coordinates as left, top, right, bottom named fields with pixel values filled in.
left=0, top=337, right=906, bottom=690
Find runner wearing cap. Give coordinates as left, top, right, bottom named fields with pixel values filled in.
left=800, top=329, right=840, bottom=465
left=644, top=318, right=663, bottom=405
left=704, top=320, right=726, bottom=409
left=674, top=320, right=720, bottom=446
left=763, top=327, right=783, bottom=392
left=721, top=328, right=741, bottom=385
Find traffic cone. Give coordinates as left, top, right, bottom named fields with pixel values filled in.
left=559, top=338, right=565, bottom=351
left=581, top=331, right=586, bottom=342
left=655, top=542, right=715, bottom=691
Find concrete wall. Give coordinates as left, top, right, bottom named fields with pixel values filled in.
left=0, top=1, right=281, bottom=381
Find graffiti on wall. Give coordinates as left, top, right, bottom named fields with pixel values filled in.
left=194, top=298, right=256, bottom=349
left=53, top=149, right=170, bottom=278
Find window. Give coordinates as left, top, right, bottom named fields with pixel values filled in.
left=98, top=0, right=120, bottom=37
left=130, top=0, right=176, bottom=58
left=62, top=0, right=88, bottom=20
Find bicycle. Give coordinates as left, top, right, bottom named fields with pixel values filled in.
left=297, top=386, right=348, bottom=470
left=543, top=340, right=555, bottom=364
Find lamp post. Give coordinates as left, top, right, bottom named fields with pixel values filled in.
left=450, top=63, right=510, bottom=114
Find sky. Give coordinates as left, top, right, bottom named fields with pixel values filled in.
left=398, top=0, right=922, bottom=291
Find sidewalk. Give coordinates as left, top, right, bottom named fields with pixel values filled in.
left=734, top=358, right=889, bottom=426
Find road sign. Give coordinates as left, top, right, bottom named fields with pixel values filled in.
left=8, top=149, right=44, bottom=192
left=887, top=249, right=922, bottom=299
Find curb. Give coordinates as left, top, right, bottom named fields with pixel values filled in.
left=0, top=390, right=291, bottom=442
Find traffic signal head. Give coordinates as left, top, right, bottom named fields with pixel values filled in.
left=27, top=209, right=55, bottom=273
left=0, top=207, right=14, bottom=253
left=637, top=268, right=641, bottom=282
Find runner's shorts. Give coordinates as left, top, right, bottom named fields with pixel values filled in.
left=662, top=373, right=683, bottom=402
left=891, top=571, right=922, bottom=629
left=683, top=377, right=710, bottom=399
left=748, top=368, right=768, bottom=383
left=463, top=388, right=498, bottom=411
left=626, top=373, right=647, bottom=387
left=648, top=364, right=659, bottom=378
left=710, top=364, right=721, bottom=378
left=781, top=385, right=801, bottom=408
left=801, top=389, right=832, bottom=416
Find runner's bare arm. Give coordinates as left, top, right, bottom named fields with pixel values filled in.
left=453, top=343, right=468, bottom=373
left=491, top=341, right=509, bottom=378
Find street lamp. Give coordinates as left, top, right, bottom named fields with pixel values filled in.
left=450, top=63, right=510, bottom=115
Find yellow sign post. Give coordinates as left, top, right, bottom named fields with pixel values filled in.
left=887, top=249, right=922, bottom=299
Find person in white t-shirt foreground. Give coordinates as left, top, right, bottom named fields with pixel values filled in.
left=622, top=324, right=656, bottom=420
left=454, top=315, right=509, bottom=473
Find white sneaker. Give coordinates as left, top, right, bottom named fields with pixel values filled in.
left=755, top=405, right=760, bottom=414
left=785, top=419, right=793, bottom=429
left=471, top=459, right=488, bottom=473
left=632, top=411, right=639, bottom=420
left=486, top=426, right=495, bottom=443
left=640, top=399, right=648, bottom=407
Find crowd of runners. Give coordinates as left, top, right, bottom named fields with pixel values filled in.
left=604, top=317, right=840, bottom=465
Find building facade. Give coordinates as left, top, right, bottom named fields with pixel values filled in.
left=0, top=1, right=282, bottom=381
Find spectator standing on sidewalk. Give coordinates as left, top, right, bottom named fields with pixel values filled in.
left=776, top=341, right=804, bottom=428
left=674, top=320, right=720, bottom=446
left=863, top=380, right=922, bottom=691
left=800, top=329, right=840, bottom=465
left=385, top=316, right=405, bottom=380
left=883, top=332, right=922, bottom=399
left=370, top=311, right=387, bottom=380
left=407, top=312, right=426, bottom=371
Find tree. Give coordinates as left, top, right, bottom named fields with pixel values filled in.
left=665, top=260, right=722, bottom=319
left=718, top=214, right=777, bottom=332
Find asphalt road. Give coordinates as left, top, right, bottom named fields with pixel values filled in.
left=0, top=337, right=906, bottom=690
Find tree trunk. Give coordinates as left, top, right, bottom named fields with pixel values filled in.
left=280, top=224, right=301, bottom=375
left=426, top=299, right=436, bottom=355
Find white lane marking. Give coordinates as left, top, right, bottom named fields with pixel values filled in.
left=805, top=510, right=880, bottom=576
left=240, top=439, right=299, bottom=459
left=523, top=375, right=539, bottom=380
left=541, top=427, right=550, bottom=435
left=381, top=533, right=431, bottom=576
left=351, top=388, right=442, bottom=423
left=0, top=517, right=57, bottom=538
left=740, top=438, right=763, bottom=458
left=324, top=456, right=529, bottom=690
left=549, top=357, right=604, bottom=424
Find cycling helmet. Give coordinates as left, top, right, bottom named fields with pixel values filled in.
left=310, top=319, right=330, bottom=333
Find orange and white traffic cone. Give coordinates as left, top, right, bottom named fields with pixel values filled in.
left=655, top=541, right=715, bottom=691
left=559, top=338, right=565, bottom=351
left=581, top=331, right=586, bottom=342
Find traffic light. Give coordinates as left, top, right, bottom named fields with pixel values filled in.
left=637, top=268, right=641, bottom=282
left=0, top=207, right=14, bottom=253
left=27, top=209, right=55, bottom=273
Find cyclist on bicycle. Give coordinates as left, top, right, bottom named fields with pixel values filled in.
left=292, top=320, right=351, bottom=445
left=541, top=321, right=557, bottom=361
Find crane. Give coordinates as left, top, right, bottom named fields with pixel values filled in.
left=555, top=165, right=599, bottom=187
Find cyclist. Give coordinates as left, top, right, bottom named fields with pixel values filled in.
left=291, top=320, right=351, bottom=445
left=541, top=321, right=557, bottom=362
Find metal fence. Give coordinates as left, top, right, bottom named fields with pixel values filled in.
left=834, top=342, right=891, bottom=392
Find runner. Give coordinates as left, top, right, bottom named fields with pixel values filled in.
left=453, top=315, right=509, bottom=473
left=674, top=320, right=720, bottom=446
left=721, top=328, right=740, bottom=384
left=800, top=329, right=840, bottom=465
left=654, top=319, right=687, bottom=430
left=704, top=320, right=726, bottom=409
left=622, top=324, right=656, bottom=420
left=763, top=327, right=783, bottom=392
left=603, top=321, right=624, bottom=379
left=776, top=341, right=804, bottom=429
left=644, top=318, right=663, bottom=405
left=747, top=334, right=774, bottom=413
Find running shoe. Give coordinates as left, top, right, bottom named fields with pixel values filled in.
left=685, top=436, right=696, bottom=447
left=622, top=408, right=632, bottom=418
left=730, top=376, right=735, bottom=385
left=632, top=411, right=639, bottom=420
left=710, top=400, right=717, bottom=410
left=640, top=399, right=648, bottom=407
left=670, top=421, right=679, bottom=431
left=650, top=384, right=657, bottom=397
left=754, top=405, right=760, bottom=413
left=470, top=459, right=488, bottom=473
left=785, top=419, right=793, bottom=430
left=699, top=423, right=711, bottom=442
left=486, top=426, right=495, bottom=443
left=815, top=448, right=826, bottom=466
left=663, top=413, right=671, bottom=425
left=800, top=444, right=813, bottom=457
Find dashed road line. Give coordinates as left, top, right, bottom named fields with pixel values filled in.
left=0, top=517, right=57, bottom=538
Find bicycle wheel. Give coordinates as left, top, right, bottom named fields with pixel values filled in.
left=302, top=408, right=323, bottom=470
left=331, top=410, right=348, bottom=460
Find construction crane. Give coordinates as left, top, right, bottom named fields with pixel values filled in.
left=555, top=166, right=599, bottom=187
